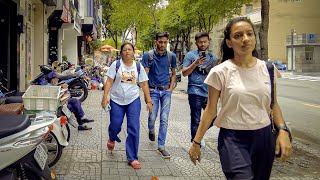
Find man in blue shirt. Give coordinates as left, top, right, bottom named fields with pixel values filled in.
left=142, top=32, right=177, bottom=158
left=182, top=32, right=217, bottom=147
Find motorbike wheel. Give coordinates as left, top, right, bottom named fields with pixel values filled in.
left=44, top=132, right=63, bottom=167
left=69, top=82, right=88, bottom=102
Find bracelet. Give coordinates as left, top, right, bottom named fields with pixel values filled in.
left=193, top=140, right=201, bottom=146
left=146, top=101, right=152, bottom=104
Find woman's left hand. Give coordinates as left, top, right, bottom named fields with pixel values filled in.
left=275, top=130, right=292, bottom=162
left=146, top=102, right=152, bottom=113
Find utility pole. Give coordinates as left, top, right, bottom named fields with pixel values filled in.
left=291, top=29, right=295, bottom=74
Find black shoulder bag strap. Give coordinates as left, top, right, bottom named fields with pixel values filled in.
left=266, top=61, right=278, bottom=135
left=266, top=61, right=274, bottom=108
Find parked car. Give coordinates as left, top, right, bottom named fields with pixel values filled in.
left=270, top=60, right=286, bottom=71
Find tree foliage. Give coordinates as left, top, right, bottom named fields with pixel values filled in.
left=164, top=0, right=251, bottom=34
left=102, top=0, right=253, bottom=52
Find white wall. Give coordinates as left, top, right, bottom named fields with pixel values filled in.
left=79, top=0, right=86, bottom=18
left=61, top=29, right=78, bottom=65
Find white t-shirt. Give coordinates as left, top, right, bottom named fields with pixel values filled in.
left=204, top=59, right=281, bottom=130
left=107, top=59, right=149, bottom=105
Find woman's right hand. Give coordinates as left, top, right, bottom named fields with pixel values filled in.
left=188, top=143, right=201, bottom=165
left=146, top=102, right=153, bottom=113
left=101, top=97, right=110, bottom=109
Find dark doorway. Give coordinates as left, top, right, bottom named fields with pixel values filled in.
left=0, top=0, right=18, bottom=90
left=48, top=10, right=63, bottom=65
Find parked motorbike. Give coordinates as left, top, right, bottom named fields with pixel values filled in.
left=31, top=65, right=88, bottom=102
left=64, top=75, right=88, bottom=102
left=38, top=112, right=69, bottom=167
left=0, top=70, right=23, bottom=103
left=21, top=85, right=71, bottom=168
left=0, top=114, right=57, bottom=179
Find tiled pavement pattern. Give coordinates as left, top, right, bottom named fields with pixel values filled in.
left=52, top=90, right=320, bottom=180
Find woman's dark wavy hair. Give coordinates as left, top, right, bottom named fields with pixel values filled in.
left=120, top=42, right=135, bottom=53
left=219, top=17, right=259, bottom=63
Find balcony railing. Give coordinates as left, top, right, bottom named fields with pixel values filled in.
left=286, top=34, right=320, bottom=45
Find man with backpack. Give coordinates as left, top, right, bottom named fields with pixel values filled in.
left=141, top=32, right=177, bottom=158
left=182, top=32, right=217, bottom=147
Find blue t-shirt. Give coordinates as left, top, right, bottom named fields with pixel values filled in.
left=183, top=50, right=217, bottom=97
left=141, top=49, right=177, bottom=86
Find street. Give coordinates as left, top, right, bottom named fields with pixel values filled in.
left=277, top=76, right=320, bottom=147
left=52, top=74, right=320, bottom=179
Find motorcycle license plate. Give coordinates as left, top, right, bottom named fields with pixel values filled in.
left=34, top=145, right=48, bottom=170
left=62, top=105, right=72, bottom=118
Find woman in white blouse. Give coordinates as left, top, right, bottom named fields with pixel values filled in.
left=189, top=17, right=292, bottom=179
left=101, top=42, right=152, bottom=169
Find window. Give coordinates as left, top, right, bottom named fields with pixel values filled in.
left=279, top=0, right=302, bottom=2
left=305, top=46, right=314, bottom=61
left=246, top=5, right=253, bottom=14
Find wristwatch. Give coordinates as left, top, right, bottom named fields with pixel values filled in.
left=277, top=125, right=292, bottom=141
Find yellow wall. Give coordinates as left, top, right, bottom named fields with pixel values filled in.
left=269, top=0, right=320, bottom=62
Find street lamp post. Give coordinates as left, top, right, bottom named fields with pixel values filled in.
left=291, top=29, right=295, bottom=74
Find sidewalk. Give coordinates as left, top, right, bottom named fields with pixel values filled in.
left=52, top=90, right=320, bottom=180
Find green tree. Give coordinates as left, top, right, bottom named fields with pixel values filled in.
left=159, top=0, right=251, bottom=53
left=184, top=0, right=251, bottom=33
left=101, top=0, right=121, bottom=50
left=159, top=0, right=196, bottom=52
left=102, top=0, right=160, bottom=52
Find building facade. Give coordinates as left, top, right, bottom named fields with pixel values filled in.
left=0, top=0, right=101, bottom=92
left=207, top=0, right=320, bottom=72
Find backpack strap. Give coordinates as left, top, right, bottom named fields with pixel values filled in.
left=136, top=61, right=141, bottom=84
left=148, top=50, right=172, bottom=68
left=148, top=50, right=154, bottom=68
left=114, top=60, right=121, bottom=82
left=136, top=61, right=141, bottom=75
left=167, top=51, right=172, bottom=68
left=266, top=61, right=274, bottom=108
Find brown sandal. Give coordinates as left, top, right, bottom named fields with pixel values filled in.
left=107, top=138, right=115, bottom=152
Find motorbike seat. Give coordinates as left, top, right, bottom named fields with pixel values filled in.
left=0, top=114, right=31, bottom=139
left=0, top=103, right=24, bottom=114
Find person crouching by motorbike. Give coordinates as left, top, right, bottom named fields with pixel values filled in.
left=46, top=72, right=94, bottom=130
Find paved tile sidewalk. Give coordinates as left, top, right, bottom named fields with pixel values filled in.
left=52, top=90, right=320, bottom=180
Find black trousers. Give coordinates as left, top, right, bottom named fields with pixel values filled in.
left=218, top=125, right=275, bottom=180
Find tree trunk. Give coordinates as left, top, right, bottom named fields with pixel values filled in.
left=174, top=34, right=180, bottom=53
left=185, top=27, right=191, bottom=52
left=259, top=0, right=269, bottom=60
left=135, top=27, right=138, bottom=46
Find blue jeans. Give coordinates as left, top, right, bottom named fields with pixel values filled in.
left=109, top=97, right=141, bottom=161
left=188, top=94, right=207, bottom=142
left=148, top=89, right=172, bottom=150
